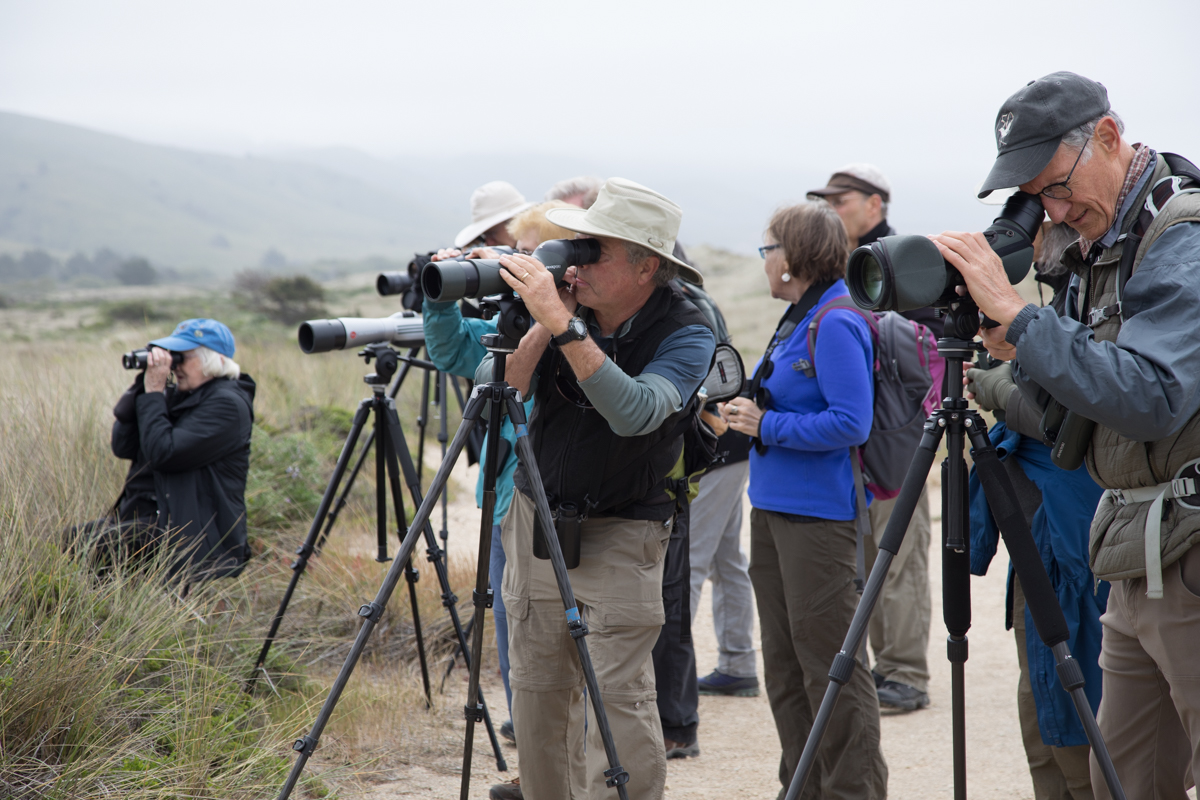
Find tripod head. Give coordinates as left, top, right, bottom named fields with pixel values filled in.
left=360, top=343, right=400, bottom=388
left=478, top=293, right=529, bottom=352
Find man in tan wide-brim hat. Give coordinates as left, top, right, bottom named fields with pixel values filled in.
left=476, top=178, right=715, bottom=800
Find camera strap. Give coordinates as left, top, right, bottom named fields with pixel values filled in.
left=747, top=281, right=834, bottom=456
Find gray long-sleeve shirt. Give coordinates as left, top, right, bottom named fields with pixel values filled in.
left=1008, top=221, right=1200, bottom=442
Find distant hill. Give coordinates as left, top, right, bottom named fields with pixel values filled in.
left=0, top=111, right=457, bottom=272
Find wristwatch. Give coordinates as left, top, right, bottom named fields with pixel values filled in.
left=552, top=317, right=589, bottom=347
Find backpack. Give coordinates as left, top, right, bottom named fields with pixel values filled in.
left=805, top=299, right=945, bottom=500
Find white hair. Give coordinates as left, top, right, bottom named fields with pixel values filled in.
left=1060, top=111, right=1125, bottom=165
left=544, top=175, right=604, bottom=206
left=195, top=345, right=241, bottom=379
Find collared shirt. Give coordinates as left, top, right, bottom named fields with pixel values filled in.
left=1079, top=143, right=1153, bottom=254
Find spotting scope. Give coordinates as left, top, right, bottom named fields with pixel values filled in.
left=298, top=311, right=424, bottom=354
left=421, top=239, right=601, bottom=303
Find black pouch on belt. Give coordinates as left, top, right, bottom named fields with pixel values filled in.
left=533, top=501, right=584, bottom=569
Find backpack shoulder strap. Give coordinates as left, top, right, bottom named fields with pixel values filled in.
left=801, top=297, right=877, bottom=379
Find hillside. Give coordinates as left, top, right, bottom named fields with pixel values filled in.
left=0, top=111, right=457, bottom=271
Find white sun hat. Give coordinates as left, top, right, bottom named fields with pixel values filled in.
left=453, top=181, right=535, bottom=248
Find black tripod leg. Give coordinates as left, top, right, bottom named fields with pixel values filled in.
left=966, top=420, right=1127, bottom=800
left=438, top=371, right=451, bottom=547
left=785, top=418, right=945, bottom=800
left=381, top=417, right=433, bottom=708
left=416, top=358, right=431, bottom=486
left=249, top=400, right=372, bottom=689
left=382, top=400, right=507, bottom=771
left=276, top=388, right=489, bottom=800
left=507, top=395, right=631, bottom=800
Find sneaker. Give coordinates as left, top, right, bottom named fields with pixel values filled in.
left=499, top=719, right=516, bottom=745
left=876, top=680, right=930, bottom=713
left=489, top=777, right=523, bottom=800
left=871, top=669, right=886, bottom=689
left=664, top=737, right=700, bottom=759
left=697, top=669, right=760, bottom=697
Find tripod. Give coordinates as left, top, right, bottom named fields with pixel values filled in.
left=785, top=336, right=1126, bottom=800
left=276, top=312, right=631, bottom=800
left=250, top=342, right=507, bottom=771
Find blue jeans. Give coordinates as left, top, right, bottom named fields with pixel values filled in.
left=490, top=523, right=512, bottom=719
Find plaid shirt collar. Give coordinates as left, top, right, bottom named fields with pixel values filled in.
left=1079, top=143, right=1153, bottom=254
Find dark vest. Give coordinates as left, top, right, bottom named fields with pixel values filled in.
left=514, top=285, right=711, bottom=520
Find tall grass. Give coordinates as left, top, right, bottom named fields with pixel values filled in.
left=0, top=318, right=477, bottom=798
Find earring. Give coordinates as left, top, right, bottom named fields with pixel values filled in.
left=780, top=272, right=791, bottom=282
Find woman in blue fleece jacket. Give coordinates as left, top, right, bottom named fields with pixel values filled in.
left=719, top=201, right=886, bottom=798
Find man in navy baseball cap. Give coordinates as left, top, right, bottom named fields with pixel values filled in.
left=149, top=318, right=236, bottom=358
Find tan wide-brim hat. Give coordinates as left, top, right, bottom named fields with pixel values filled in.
left=545, top=178, right=704, bottom=285
left=454, top=180, right=534, bottom=249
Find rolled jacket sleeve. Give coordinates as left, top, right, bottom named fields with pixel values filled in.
left=1008, top=223, right=1200, bottom=442
left=422, top=299, right=495, bottom=379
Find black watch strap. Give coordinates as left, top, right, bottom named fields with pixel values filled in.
left=553, top=317, right=588, bottom=347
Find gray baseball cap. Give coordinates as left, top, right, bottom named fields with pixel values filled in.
left=978, top=71, right=1111, bottom=198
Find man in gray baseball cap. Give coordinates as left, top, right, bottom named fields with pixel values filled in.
left=475, top=178, right=715, bottom=800
left=934, top=71, right=1200, bottom=799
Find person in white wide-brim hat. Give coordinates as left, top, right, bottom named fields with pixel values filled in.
left=453, top=180, right=535, bottom=249
left=475, top=178, right=716, bottom=800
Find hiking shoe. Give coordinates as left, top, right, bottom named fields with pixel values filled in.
left=871, top=669, right=886, bottom=689
left=489, top=777, right=523, bottom=800
left=664, top=737, right=700, bottom=759
left=499, top=719, right=515, bottom=745
left=697, top=670, right=760, bottom=697
left=876, top=680, right=930, bottom=713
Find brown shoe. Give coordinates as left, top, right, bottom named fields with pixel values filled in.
left=664, top=737, right=700, bottom=759
left=489, top=777, right=523, bottom=800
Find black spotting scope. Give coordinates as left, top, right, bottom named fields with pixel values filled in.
left=298, top=311, right=425, bottom=354
left=846, top=192, right=1044, bottom=337
left=420, top=239, right=601, bottom=303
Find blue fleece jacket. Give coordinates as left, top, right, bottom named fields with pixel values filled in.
left=748, top=281, right=874, bottom=520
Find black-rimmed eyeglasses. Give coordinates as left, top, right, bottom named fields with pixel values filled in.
left=1039, top=131, right=1094, bottom=201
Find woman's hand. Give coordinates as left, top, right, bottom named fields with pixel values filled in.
left=144, top=347, right=173, bottom=393
left=718, top=396, right=763, bottom=438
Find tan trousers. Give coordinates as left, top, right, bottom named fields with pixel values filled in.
left=1092, top=545, right=1200, bottom=800
left=749, top=508, right=888, bottom=800
left=1012, top=577, right=1094, bottom=800
left=502, top=490, right=671, bottom=800
left=862, top=484, right=932, bottom=692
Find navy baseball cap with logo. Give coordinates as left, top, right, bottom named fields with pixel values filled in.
left=978, top=71, right=1111, bottom=198
left=149, top=318, right=236, bottom=357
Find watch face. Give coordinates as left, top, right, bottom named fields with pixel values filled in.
left=570, top=318, right=587, bottom=338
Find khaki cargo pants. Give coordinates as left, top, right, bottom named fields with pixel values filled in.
left=502, top=489, right=672, bottom=800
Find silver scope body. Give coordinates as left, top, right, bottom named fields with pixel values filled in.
left=298, top=311, right=425, bottom=354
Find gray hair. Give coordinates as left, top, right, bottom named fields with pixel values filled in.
left=1037, top=222, right=1079, bottom=277
left=545, top=175, right=604, bottom=207
left=623, top=241, right=678, bottom=287
left=195, top=345, right=241, bottom=380
left=1060, top=110, right=1125, bottom=164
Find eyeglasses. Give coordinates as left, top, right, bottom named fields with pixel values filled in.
left=758, top=244, right=782, bottom=259
left=1039, top=131, right=1094, bottom=200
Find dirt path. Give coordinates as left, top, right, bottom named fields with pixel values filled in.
left=352, top=465, right=1039, bottom=799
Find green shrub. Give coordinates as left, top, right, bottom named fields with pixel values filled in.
left=103, top=300, right=173, bottom=326
left=245, top=425, right=326, bottom=532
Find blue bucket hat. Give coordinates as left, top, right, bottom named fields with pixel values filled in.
left=149, top=318, right=236, bottom=358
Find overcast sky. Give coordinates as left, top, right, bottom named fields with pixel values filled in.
left=3, top=0, right=1200, bottom=243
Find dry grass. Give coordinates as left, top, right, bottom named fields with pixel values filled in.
left=0, top=286, right=488, bottom=798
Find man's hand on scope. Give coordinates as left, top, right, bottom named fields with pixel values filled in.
left=930, top=231, right=1027, bottom=362
left=144, top=346, right=174, bottom=394
left=498, top=253, right=578, bottom=335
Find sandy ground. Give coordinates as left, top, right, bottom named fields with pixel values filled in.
left=345, top=461, right=1044, bottom=800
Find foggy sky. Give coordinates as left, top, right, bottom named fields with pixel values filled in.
left=2, top=0, right=1199, bottom=248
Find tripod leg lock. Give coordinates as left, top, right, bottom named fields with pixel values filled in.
left=1056, top=656, right=1086, bottom=692
left=294, top=543, right=315, bottom=559
left=292, top=735, right=318, bottom=755
left=426, top=545, right=444, bottom=563
left=441, top=590, right=459, bottom=608
left=473, top=588, right=494, bottom=609
left=463, top=703, right=485, bottom=723
left=405, top=567, right=420, bottom=584
left=565, top=607, right=588, bottom=639
left=604, top=765, right=630, bottom=788
left=947, top=636, right=969, bottom=663
left=358, top=602, right=384, bottom=622
left=828, top=651, right=857, bottom=686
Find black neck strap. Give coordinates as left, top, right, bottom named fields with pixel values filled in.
left=749, top=280, right=834, bottom=397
